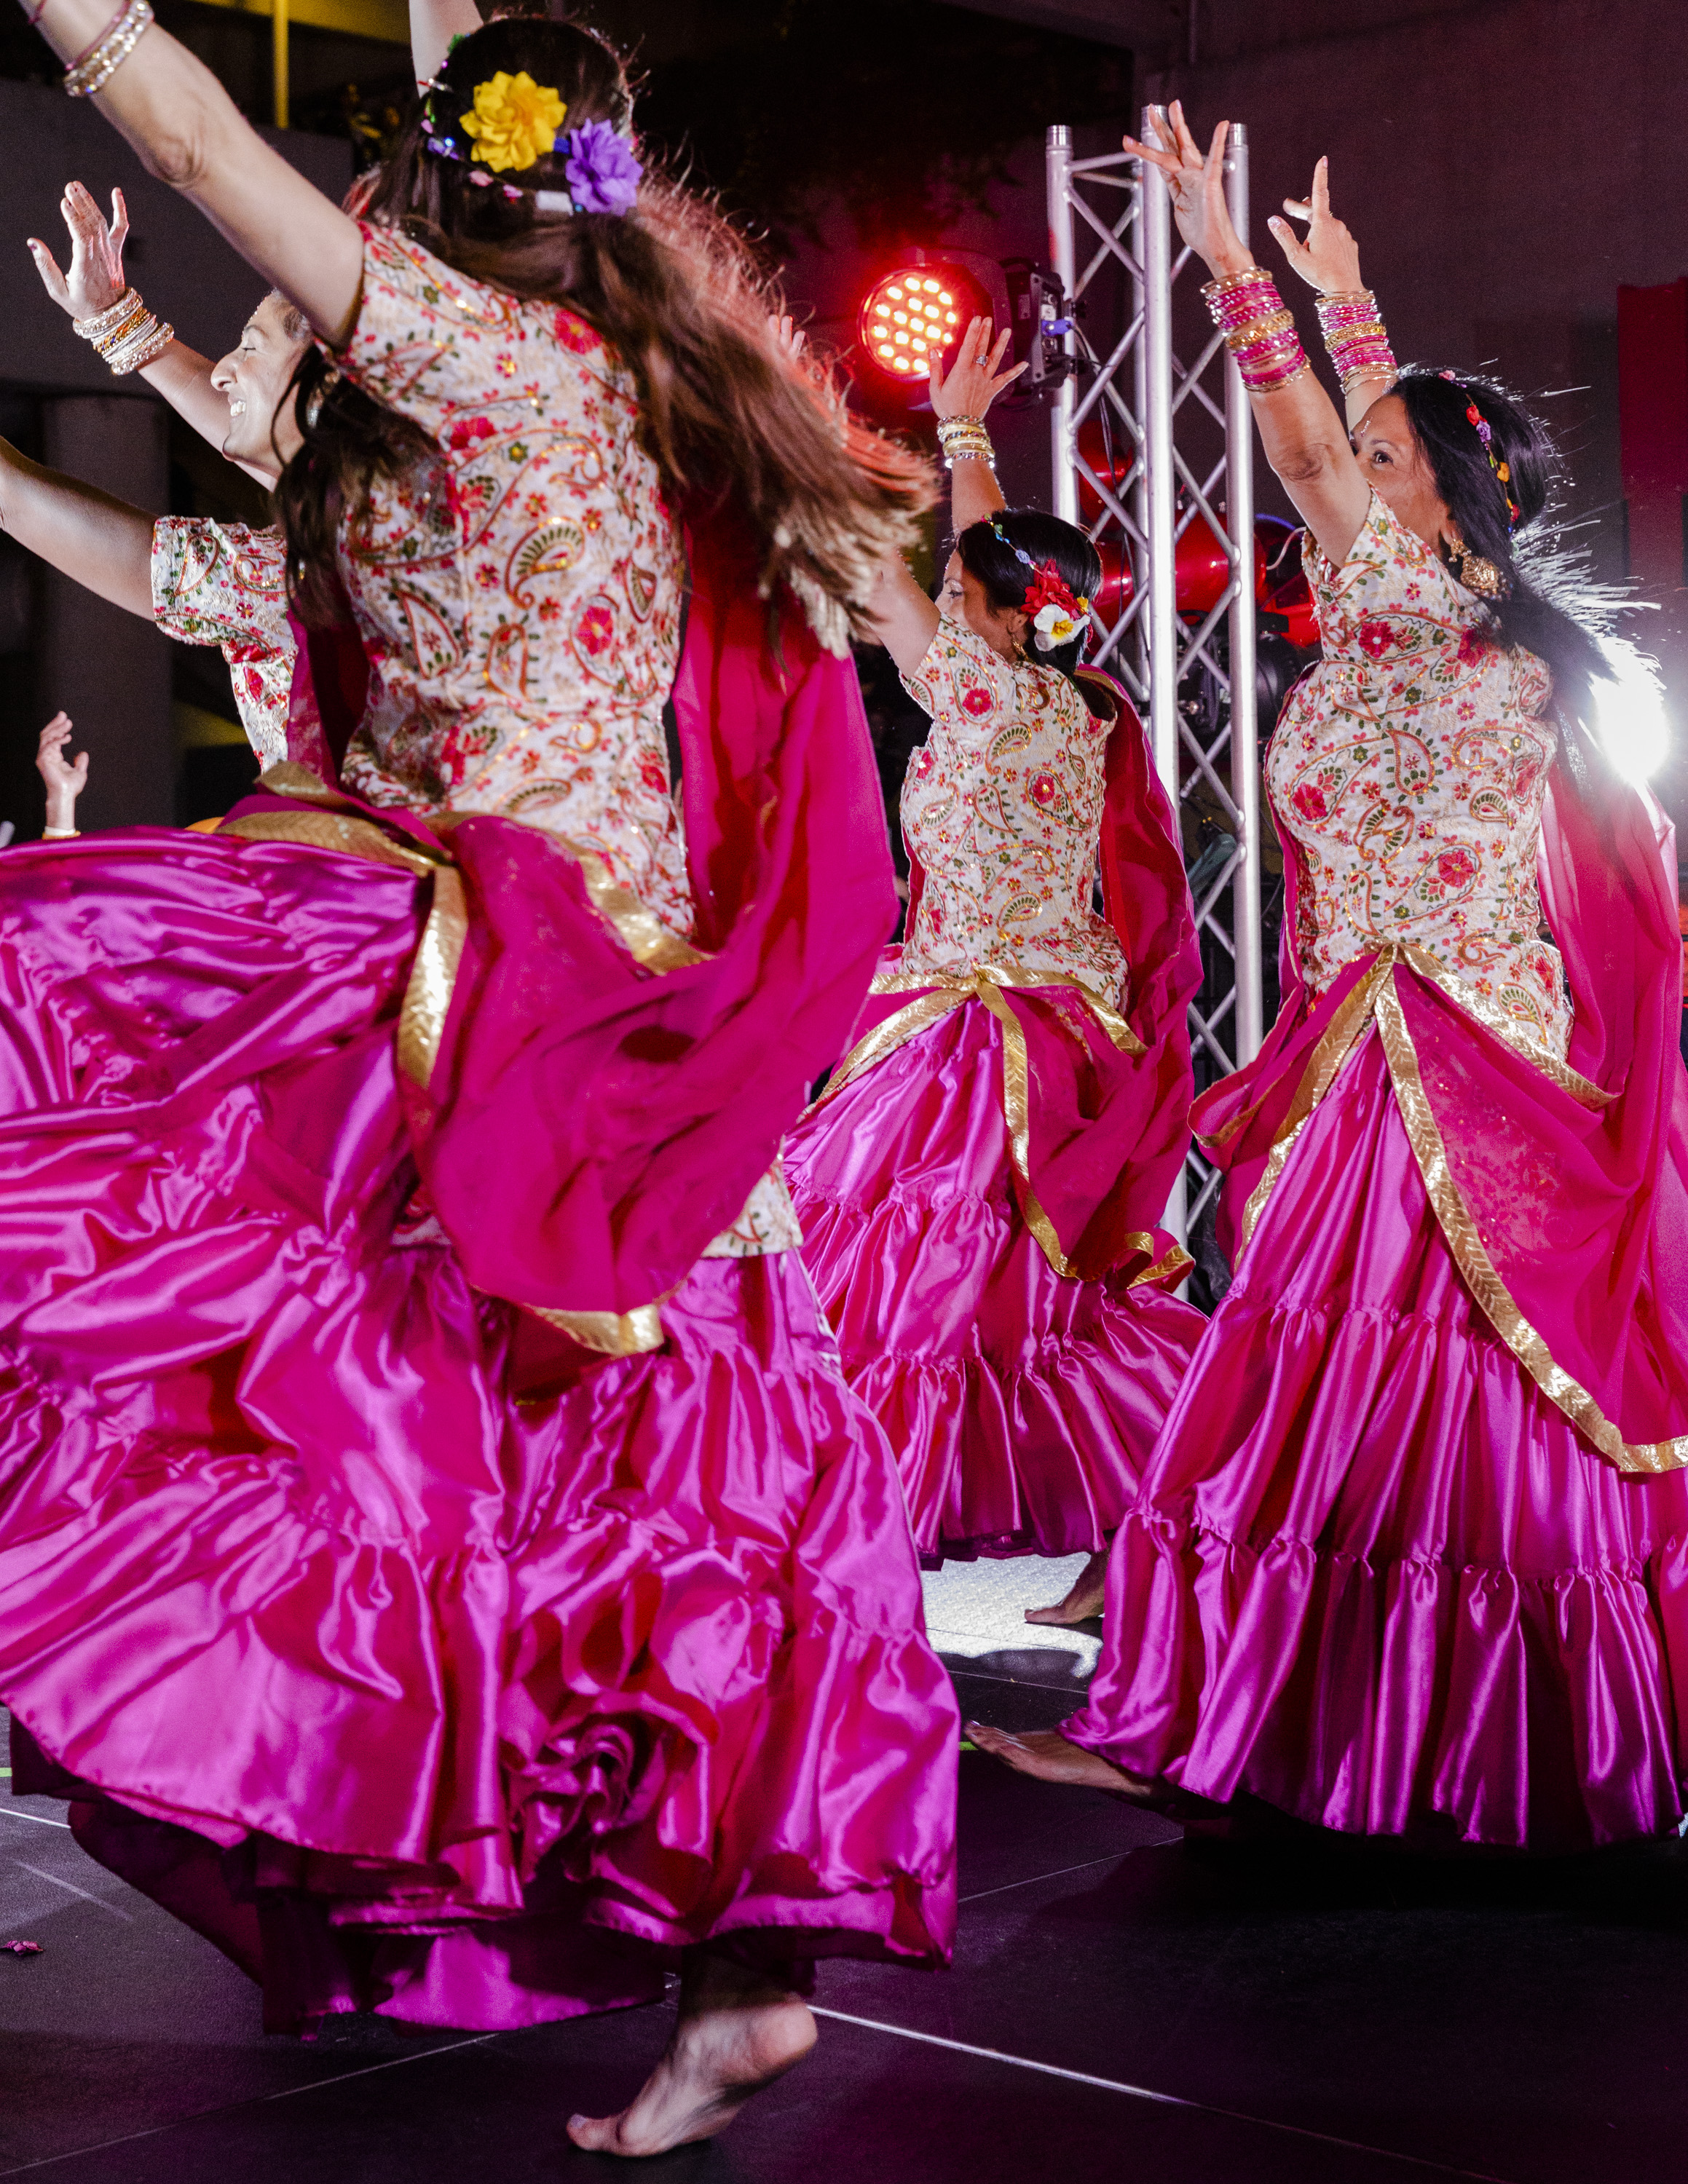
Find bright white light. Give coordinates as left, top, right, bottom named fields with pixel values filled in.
left=1593, top=636, right=1671, bottom=785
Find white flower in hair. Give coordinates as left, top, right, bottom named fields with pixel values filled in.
left=1032, top=601, right=1080, bottom=652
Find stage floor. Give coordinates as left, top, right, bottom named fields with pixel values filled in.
left=5, top=1555, right=1687, bottom=2183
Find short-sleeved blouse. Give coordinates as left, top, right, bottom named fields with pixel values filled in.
left=334, top=221, right=690, bottom=940
left=151, top=517, right=294, bottom=769
left=899, top=620, right=1124, bottom=1000
left=1266, top=493, right=1571, bottom=1061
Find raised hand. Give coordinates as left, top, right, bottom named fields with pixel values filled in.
left=1121, top=101, right=1250, bottom=280
left=1267, top=157, right=1363, bottom=296
left=930, top=316, right=1024, bottom=420
left=27, top=180, right=130, bottom=323
left=36, top=711, right=88, bottom=832
left=768, top=313, right=808, bottom=366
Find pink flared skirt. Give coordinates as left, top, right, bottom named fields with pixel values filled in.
left=0, top=829, right=958, bottom=2028
left=1068, top=1026, right=1688, bottom=1851
left=785, top=998, right=1204, bottom=1564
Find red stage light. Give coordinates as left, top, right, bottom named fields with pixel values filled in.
left=858, top=264, right=992, bottom=388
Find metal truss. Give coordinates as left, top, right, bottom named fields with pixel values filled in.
left=1046, top=116, right=1264, bottom=1251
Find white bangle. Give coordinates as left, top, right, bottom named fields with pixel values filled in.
left=42, top=825, right=79, bottom=840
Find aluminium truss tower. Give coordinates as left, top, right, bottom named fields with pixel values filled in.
left=1045, top=116, right=1265, bottom=1250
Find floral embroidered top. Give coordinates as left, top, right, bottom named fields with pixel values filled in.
left=151, top=517, right=294, bottom=770
left=1268, top=492, right=1571, bottom=1061
left=336, top=223, right=796, bottom=1257
left=899, top=620, right=1125, bottom=1000
left=335, top=220, right=690, bottom=941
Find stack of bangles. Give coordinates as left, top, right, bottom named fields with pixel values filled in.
left=73, top=287, right=173, bottom=375
left=1201, top=266, right=1309, bottom=395
left=61, top=0, right=154, bottom=96
left=936, top=415, right=995, bottom=470
left=1315, top=289, right=1397, bottom=397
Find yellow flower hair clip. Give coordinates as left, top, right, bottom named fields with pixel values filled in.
left=461, top=71, right=567, bottom=174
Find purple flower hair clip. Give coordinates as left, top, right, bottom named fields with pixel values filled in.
left=564, top=119, right=642, bottom=216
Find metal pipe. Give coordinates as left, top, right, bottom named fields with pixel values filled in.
left=272, top=0, right=290, bottom=130
left=1224, top=121, right=1263, bottom=1062
left=1140, top=107, right=1186, bottom=1249
left=1045, top=126, right=1077, bottom=523
left=1140, top=109, right=1178, bottom=805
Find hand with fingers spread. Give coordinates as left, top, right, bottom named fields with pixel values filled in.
left=929, top=315, right=1024, bottom=422
left=1267, top=157, right=1363, bottom=297
left=28, top=179, right=130, bottom=323
left=36, top=711, right=88, bottom=835
left=768, top=313, right=807, bottom=367
left=1121, top=100, right=1251, bottom=280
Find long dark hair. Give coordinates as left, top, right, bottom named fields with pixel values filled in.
left=1392, top=367, right=1613, bottom=734
left=278, top=12, right=931, bottom=639
left=955, top=509, right=1106, bottom=706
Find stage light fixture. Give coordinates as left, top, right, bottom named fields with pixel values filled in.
left=857, top=261, right=993, bottom=391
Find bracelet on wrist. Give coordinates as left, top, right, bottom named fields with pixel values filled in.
left=63, top=0, right=154, bottom=97
left=42, top=825, right=79, bottom=841
left=936, top=414, right=996, bottom=471
left=74, top=287, right=173, bottom=375
left=1314, top=288, right=1397, bottom=397
left=1202, top=269, right=1311, bottom=395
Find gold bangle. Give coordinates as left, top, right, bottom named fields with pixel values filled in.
left=42, top=826, right=79, bottom=840
left=106, top=317, right=173, bottom=373
left=64, top=0, right=154, bottom=96
left=73, top=288, right=141, bottom=341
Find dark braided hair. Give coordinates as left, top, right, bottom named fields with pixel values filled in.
left=955, top=509, right=1106, bottom=709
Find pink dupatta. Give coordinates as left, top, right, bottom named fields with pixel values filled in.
left=227, top=518, right=899, bottom=1347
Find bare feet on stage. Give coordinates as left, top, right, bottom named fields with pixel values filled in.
left=1024, top=1548, right=1108, bottom=1626
left=966, top=1722, right=1156, bottom=1800
left=567, top=1949, right=818, bottom=2159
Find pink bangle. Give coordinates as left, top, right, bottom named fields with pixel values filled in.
left=25, top=0, right=49, bottom=25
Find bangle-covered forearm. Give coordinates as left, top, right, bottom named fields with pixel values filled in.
left=1315, top=290, right=1397, bottom=424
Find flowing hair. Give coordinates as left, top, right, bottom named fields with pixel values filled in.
left=277, top=11, right=932, bottom=645
left=1391, top=366, right=1626, bottom=807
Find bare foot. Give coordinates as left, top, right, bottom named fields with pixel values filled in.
left=1024, top=1548, right=1108, bottom=1626
left=966, top=1722, right=1156, bottom=1800
left=567, top=1948, right=816, bottom=2158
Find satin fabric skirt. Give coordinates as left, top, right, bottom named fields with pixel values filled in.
left=1068, top=1026, right=1688, bottom=1852
left=0, top=830, right=958, bottom=2029
left=785, top=998, right=1203, bottom=1564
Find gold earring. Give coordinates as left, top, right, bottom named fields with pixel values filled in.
left=1446, top=534, right=1504, bottom=600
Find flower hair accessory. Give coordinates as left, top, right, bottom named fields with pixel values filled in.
left=989, top=518, right=1091, bottom=653
left=421, top=70, right=644, bottom=217
left=1440, top=371, right=1520, bottom=530
left=462, top=70, right=566, bottom=173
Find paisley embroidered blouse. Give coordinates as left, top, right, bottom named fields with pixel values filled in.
left=335, top=221, right=691, bottom=941
left=336, top=223, right=795, bottom=1257
left=899, top=620, right=1125, bottom=1000
left=151, top=516, right=294, bottom=770
left=1268, top=492, right=1571, bottom=1061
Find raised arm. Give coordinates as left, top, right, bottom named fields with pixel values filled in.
left=411, top=0, right=481, bottom=87
left=28, top=181, right=272, bottom=481
left=0, top=438, right=155, bottom=618
left=929, top=317, right=1020, bottom=534
left=1124, top=103, right=1370, bottom=566
left=26, top=0, right=363, bottom=344
left=1267, top=158, right=1395, bottom=430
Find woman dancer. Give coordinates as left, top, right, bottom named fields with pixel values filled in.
left=974, top=111, right=1688, bottom=1851
left=20, top=179, right=309, bottom=767
left=0, top=3, right=956, bottom=2155
left=786, top=320, right=1202, bottom=1625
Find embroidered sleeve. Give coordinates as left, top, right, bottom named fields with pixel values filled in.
left=902, top=622, right=1035, bottom=737
left=151, top=517, right=290, bottom=650
left=151, top=518, right=295, bottom=767
left=343, top=219, right=607, bottom=441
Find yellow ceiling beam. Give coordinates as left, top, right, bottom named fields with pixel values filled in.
left=190, top=0, right=409, bottom=47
